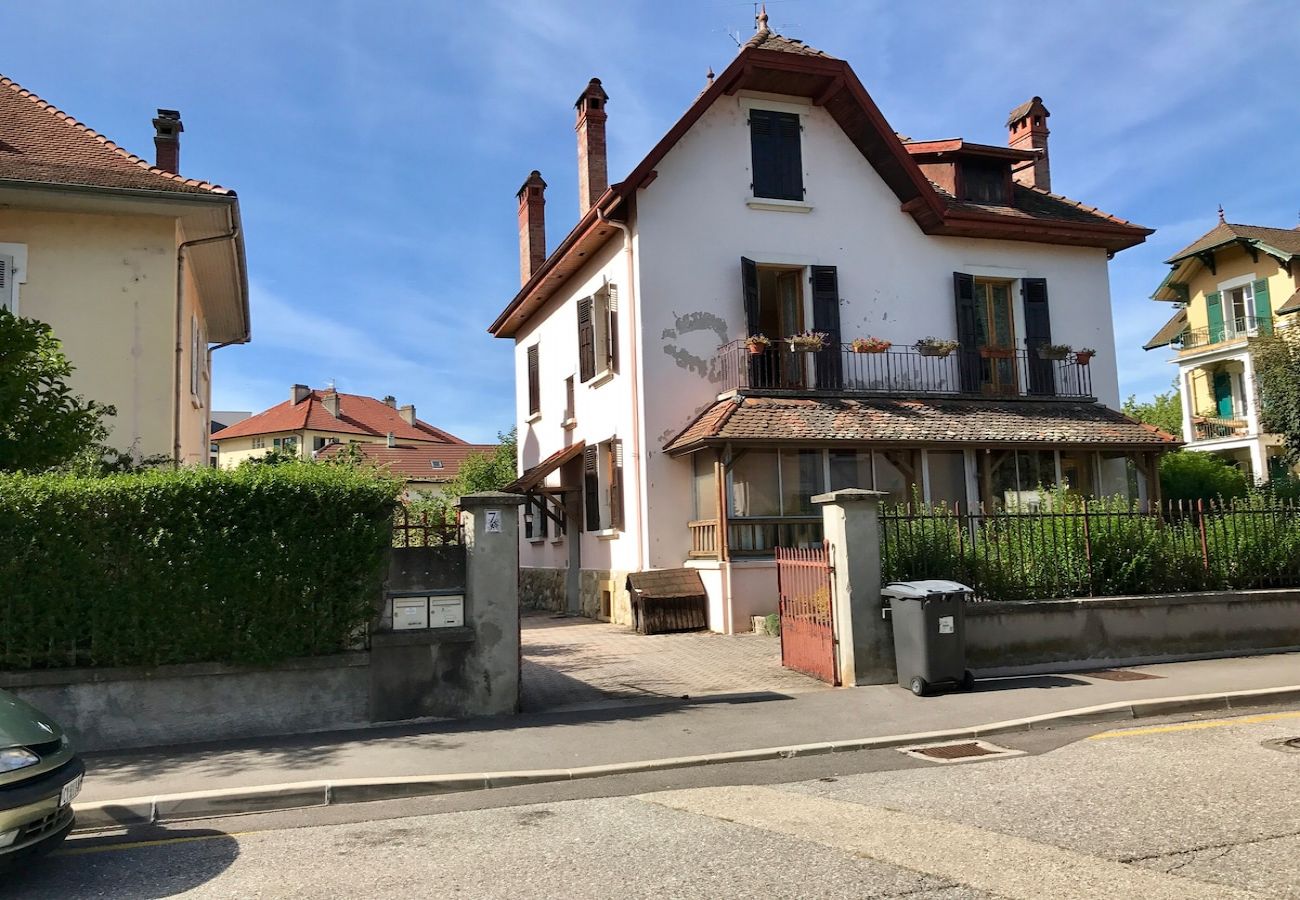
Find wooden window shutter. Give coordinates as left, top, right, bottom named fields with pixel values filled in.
left=0, top=255, right=12, bottom=312
left=583, top=445, right=601, bottom=531
left=1252, top=278, right=1273, bottom=335
left=577, top=296, right=596, bottom=382
left=953, top=272, right=980, bottom=392
left=810, top=266, right=843, bottom=390
left=1206, top=292, right=1225, bottom=343
left=609, top=439, right=625, bottom=531
left=605, top=285, right=619, bottom=373
left=1022, top=278, right=1055, bottom=397
left=527, top=344, right=540, bottom=415
left=741, top=257, right=760, bottom=335
left=749, top=109, right=802, bottom=201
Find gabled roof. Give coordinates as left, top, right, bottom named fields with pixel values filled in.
left=1166, top=221, right=1300, bottom=265
left=211, top=389, right=470, bottom=444
left=664, top=396, right=1180, bottom=454
left=315, top=440, right=497, bottom=483
left=490, top=28, right=1151, bottom=338
left=1143, top=308, right=1188, bottom=350
left=0, top=75, right=230, bottom=195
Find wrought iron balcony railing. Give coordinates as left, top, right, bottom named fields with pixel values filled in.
left=1178, top=316, right=1273, bottom=351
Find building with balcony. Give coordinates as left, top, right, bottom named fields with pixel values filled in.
left=493, top=18, right=1177, bottom=633
left=1145, top=216, right=1300, bottom=480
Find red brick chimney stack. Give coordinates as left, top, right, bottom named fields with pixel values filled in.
left=1007, top=97, right=1050, bottom=192
left=575, top=78, right=609, bottom=215
left=517, top=170, right=547, bottom=285
left=152, top=108, right=183, bottom=174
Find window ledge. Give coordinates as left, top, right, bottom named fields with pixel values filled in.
left=589, top=370, right=615, bottom=388
left=526, top=412, right=542, bottom=425
left=594, top=528, right=620, bottom=541
left=561, top=417, right=577, bottom=430
left=527, top=536, right=547, bottom=545
left=190, top=395, right=203, bottom=410
left=549, top=534, right=566, bottom=545
left=746, top=197, right=813, bottom=214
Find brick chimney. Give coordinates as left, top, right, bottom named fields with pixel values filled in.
left=322, top=391, right=340, bottom=418
left=399, top=404, right=416, bottom=426
left=517, top=170, right=547, bottom=285
left=575, top=78, right=609, bottom=215
left=1007, top=97, right=1050, bottom=192
left=290, top=384, right=311, bottom=404
left=152, top=109, right=183, bottom=174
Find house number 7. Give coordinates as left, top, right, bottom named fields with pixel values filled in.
left=485, top=510, right=502, bottom=533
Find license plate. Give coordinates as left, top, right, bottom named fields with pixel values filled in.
left=59, top=774, right=83, bottom=807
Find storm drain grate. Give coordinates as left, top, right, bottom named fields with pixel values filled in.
left=1083, top=669, right=1163, bottom=682
left=897, top=739, right=1025, bottom=764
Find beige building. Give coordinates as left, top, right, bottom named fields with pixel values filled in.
left=1146, top=217, right=1300, bottom=480
left=0, top=75, right=248, bottom=465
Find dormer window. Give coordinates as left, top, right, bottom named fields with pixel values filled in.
left=960, top=160, right=1009, bottom=204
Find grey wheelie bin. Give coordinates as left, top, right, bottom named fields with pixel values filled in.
left=882, top=580, right=975, bottom=697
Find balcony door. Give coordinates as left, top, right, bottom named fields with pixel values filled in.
left=743, top=260, right=805, bottom=389
left=975, top=279, right=1017, bottom=396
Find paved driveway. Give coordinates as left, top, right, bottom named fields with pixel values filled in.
left=520, top=611, right=829, bottom=712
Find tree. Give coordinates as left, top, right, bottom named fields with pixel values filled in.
left=1251, top=331, right=1300, bottom=462
left=0, top=310, right=112, bottom=472
left=1122, top=378, right=1182, bottom=437
left=1159, top=451, right=1249, bottom=503
left=441, top=428, right=518, bottom=497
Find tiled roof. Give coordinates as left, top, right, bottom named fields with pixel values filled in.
left=1005, top=99, right=1036, bottom=125
left=315, top=441, right=497, bottom=482
left=931, top=180, right=1146, bottom=231
left=1167, top=222, right=1300, bottom=264
left=743, top=27, right=828, bottom=57
left=0, top=75, right=229, bottom=195
left=1277, top=288, right=1300, bottom=316
left=210, top=389, right=470, bottom=444
left=504, top=441, right=585, bottom=494
left=664, top=396, right=1180, bottom=453
left=1144, top=308, right=1188, bottom=350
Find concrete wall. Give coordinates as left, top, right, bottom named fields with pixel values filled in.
left=966, top=588, right=1300, bottom=674
left=0, top=655, right=370, bottom=752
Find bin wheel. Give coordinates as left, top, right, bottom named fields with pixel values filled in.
left=909, top=676, right=928, bottom=697
left=961, top=670, right=976, bottom=692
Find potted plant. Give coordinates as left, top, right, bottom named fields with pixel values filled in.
left=787, top=330, right=830, bottom=352
left=915, top=337, right=959, bottom=358
left=1075, top=347, right=1096, bottom=365
left=1036, top=342, right=1073, bottom=361
left=745, top=334, right=772, bottom=355
left=851, top=336, right=891, bottom=354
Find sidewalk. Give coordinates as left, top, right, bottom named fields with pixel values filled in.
left=78, top=651, right=1300, bottom=806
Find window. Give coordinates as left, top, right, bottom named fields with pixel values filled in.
left=578, top=285, right=618, bottom=383
left=692, top=452, right=717, bottom=520
left=252, top=437, right=265, bottom=450
left=1224, top=283, right=1255, bottom=334
left=749, top=109, right=803, bottom=201
left=563, top=375, right=576, bottom=424
left=273, top=436, right=298, bottom=453
left=190, top=314, right=203, bottom=399
left=584, top=438, right=624, bottom=532
left=526, top=344, right=540, bottom=417
left=960, top=161, right=1008, bottom=204
left=0, top=254, right=14, bottom=313
left=925, top=450, right=968, bottom=508
left=430, top=460, right=444, bottom=470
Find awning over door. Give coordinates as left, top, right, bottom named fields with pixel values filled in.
left=504, top=441, right=585, bottom=493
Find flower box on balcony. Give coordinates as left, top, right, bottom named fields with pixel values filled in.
left=1036, top=344, right=1073, bottom=361
left=787, top=331, right=830, bottom=353
left=850, top=337, right=891, bottom=354
left=915, top=338, right=959, bottom=358
left=1075, top=348, right=1095, bottom=365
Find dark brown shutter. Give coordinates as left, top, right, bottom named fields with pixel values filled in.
left=609, top=440, right=624, bottom=530
left=953, top=272, right=979, bottom=393
left=527, top=344, right=540, bottom=415
left=810, top=265, right=843, bottom=390
left=577, top=297, right=595, bottom=382
left=741, top=257, right=762, bottom=388
left=583, top=446, right=601, bottom=531
left=749, top=109, right=802, bottom=201
left=1022, top=278, right=1055, bottom=396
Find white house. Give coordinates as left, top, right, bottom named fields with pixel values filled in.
left=491, top=19, right=1177, bottom=633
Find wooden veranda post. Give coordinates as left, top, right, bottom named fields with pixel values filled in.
left=715, top=448, right=730, bottom=562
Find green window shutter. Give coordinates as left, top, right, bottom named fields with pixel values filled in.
left=1212, top=371, right=1233, bottom=418
left=1253, top=278, right=1272, bottom=335
left=1206, top=292, right=1224, bottom=343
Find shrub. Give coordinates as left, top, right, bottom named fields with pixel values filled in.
left=0, top=465, right=402, bottom=670
left=1160, top=451, right=1249, bottom=503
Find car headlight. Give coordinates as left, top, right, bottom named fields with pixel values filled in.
left=0, top=748, right=40, bottom=774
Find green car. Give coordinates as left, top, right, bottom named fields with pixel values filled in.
left=0, top=690, right=83, bottom=867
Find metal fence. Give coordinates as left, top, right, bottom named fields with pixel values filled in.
left=879, top=499, right=1300, bottom=602
left=393, top=504, right=461, bottom=548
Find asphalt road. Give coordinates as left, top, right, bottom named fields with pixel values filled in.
left=8, top=706, right=1300, bottom=899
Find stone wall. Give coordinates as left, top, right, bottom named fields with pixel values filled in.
left=520, top=566, right=633, bottom=624
left=520, top=567, right=565, bottom=612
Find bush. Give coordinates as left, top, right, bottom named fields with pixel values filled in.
left=1159, top=451, right=1249, bottom=503
left=0, top=465, right=402, bottom=670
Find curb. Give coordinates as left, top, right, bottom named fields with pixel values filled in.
left=72, top=684, right=1300, bottom=832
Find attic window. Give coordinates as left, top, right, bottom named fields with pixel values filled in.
left=430, top=460, right=444, bottom=469
left=960, top=161, right=1008, bottom=204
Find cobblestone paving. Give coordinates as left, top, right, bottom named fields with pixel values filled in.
left=520, top=612, right=829, bottom=712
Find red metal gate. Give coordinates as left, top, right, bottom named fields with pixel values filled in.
left=776, top=541, right=838, bottom=685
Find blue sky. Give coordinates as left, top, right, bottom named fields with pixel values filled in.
left=9, top=1, right=1299, bottom=441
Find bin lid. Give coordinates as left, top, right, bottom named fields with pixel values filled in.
left=881, top=579, right=973, bottom=599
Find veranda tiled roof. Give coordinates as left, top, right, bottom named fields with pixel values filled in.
left=664, top=396, right=1180, bottom=454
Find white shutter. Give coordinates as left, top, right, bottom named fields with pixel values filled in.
left=0, top=255, right=13, bottom=312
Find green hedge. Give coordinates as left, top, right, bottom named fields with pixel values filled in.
left=0, top=465, right=402, bottom=670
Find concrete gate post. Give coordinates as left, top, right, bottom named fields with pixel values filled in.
left=812, top=488, right=896, bottom=686
left=459, top=491, right=526, bottom=714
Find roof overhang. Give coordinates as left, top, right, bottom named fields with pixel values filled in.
left=904, top=139, right=1038, bottom=162
left=1143, top=308, right=1188, bottom=350
left=504, top=440, right=586, bottom=493
left=0, top=179, right=249, bottom=343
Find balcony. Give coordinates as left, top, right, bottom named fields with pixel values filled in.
left=714, top=340, right=1094, bottom=399
left=1190, top=415, right=1251, bottom=442
left=1179, top=316, right=1273, bottom=351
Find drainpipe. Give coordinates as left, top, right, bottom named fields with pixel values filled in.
left=596, top=206, right=646, bottom=572
left=173, top=218, right=240, bottom=466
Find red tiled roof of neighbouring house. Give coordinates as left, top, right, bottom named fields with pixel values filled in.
left=315, top=441, right=497, bottom=482
left=664, top=396, right=1180, bottom=454
left=0, top=74, right=230, bottom=195
left=210, top=390, right=471, bottom=444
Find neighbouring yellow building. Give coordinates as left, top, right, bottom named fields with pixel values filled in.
left=0, top=75, right=248, bottom=466
left=1145, top=216, right=1300, bottom=479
